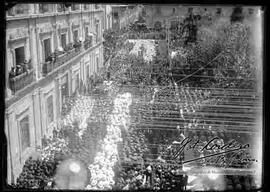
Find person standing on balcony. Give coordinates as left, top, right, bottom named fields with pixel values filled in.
left=21, top=60, right=30, bottom=73
left=9, top=67, right=16, bottom=79
left=15, top=64, right=23, bottom=76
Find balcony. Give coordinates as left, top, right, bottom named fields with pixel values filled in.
left=42, top=42, right=83, bottom=76
left=57, top=4, right=68, bottom=12
left=71, top=4, right=80, bottom=11
left=7, top=4, right=29, bottom=16
left=6, top=40, right=104, bottom=107
left=9, top=68, right=34, bottom=93
left=39, top=4, right=52, bottom=14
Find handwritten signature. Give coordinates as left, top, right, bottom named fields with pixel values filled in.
left=167, top=136, right=254, bottom=166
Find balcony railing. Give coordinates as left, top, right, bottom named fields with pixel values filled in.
left=9, top=69, right=34, bottom=93
left=42, top=42, right=84, bottom=76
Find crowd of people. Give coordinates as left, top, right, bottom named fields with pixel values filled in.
left=114, top=161, right=189, bottom=190
left=225, top=175, right=257, bottom=190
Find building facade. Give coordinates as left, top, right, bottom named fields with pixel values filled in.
left=111, top=5, right=142, bottom=30
left=5, top=3, right=112, bottom=184
left=142, top=5, right=258, bottom=29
